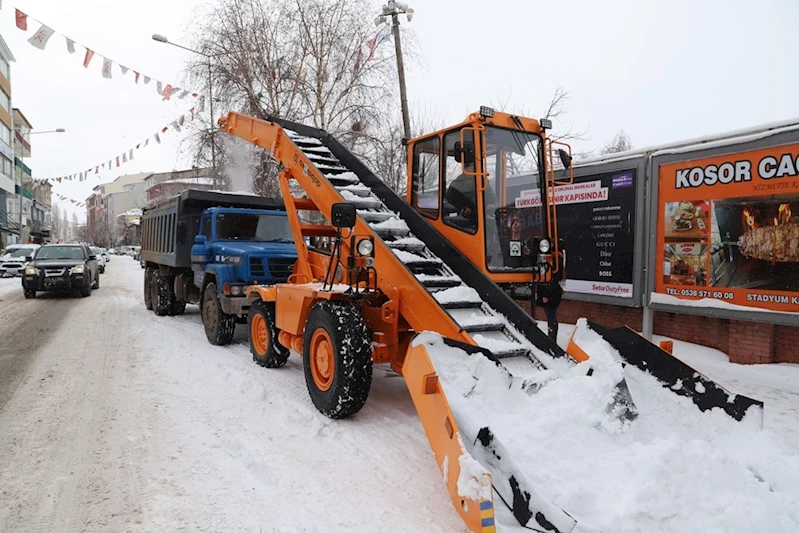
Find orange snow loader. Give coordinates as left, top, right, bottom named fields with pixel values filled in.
left=218, top=108, right=763, bottom=533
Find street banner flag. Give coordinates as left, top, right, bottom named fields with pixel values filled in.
left=66, top=38, right=76, bottom=54
left=83, top=49, right=95, bottom=68
left=15, top=9, right=27, bottom=30
left=102, top=57, right=113, bottom=79
left=27, top=24, right=55, bottom=50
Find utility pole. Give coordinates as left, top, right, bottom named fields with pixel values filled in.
left=376, top=1, right=414, bottom=142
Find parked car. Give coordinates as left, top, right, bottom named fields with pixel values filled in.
left=91, top=246, right=106, bottom=273
left=22, top=243, right=100, bottom=299
left=0, top=244, right=40, bottom=277
left=99, top=248, right=110, bottom=263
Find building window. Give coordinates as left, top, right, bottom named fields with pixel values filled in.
left=1, top=155, right=11, bottom=178
left=0, top=89, right=9, bottom=114
left=0, top=123, right=10, bottom=146
left=0, top=58, right=9, bottom=80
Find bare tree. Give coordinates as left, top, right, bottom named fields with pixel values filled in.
left=181, top=0, right=398, bottom=196
left=601, top=129, right=633, bottom=154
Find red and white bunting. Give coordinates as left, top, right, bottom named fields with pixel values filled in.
left=27, top=23, right=54, bottom=50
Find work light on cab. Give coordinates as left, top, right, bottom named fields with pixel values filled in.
left=357, top=238, right=374, bottom=256
left=539, top=238, right=551, bottom=253
left=479, top=106, right=494, bottom=118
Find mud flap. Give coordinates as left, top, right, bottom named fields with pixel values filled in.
left=470, top=427, right=577, bottom=533
left=586, top=321, right=764, bottom=424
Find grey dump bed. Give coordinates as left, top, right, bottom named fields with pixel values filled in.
left=141, top=189, right=284, bottom=268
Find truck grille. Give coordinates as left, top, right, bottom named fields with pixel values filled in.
left=268, top=258, right=295, bottom=279
left=249, top=257, right=266, bottom=277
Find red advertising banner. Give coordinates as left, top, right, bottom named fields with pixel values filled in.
left=656, top=143, right=799, bottom=312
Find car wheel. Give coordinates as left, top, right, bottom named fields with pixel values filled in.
left=23, top=288, right=36, bottom=299
left=92, top=273, right=100, bottom=289
left=80, top=275, right=92, bottom=297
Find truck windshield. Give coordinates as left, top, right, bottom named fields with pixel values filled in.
left=483, top=125, right=545, bottom=272
left=216, top=213, right=293, bottom=242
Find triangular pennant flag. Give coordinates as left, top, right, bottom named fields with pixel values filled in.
left=154, top=133, right=161, bottom=144
left=178, top=115, right=185, bottom=126
left=122, top=152, right=127, bottom=163
left=116, top=156, right=120, bottom=167
left=15, top=9, right=27, bottom=31
left=179, top=90, right=190, bottom=99
left=136, top=143, right=140, bottom=149
left=83, top=49, right=95, bottom=68
left=66, top=38, right=76, bottom=54
left=108, top=160, right=112, bottom=168
left=129, top=148, right=134, bottom=160
left=120, top=65, right=129, bottom=75
left=156, top=81, right=163, bottom=95
left=161, top=126, right=168, bottom=133
left=189, top=107, right=195, bottom=120
left=102, top=57, right=113, bottom=79
left=145, top=138, right=149, bottom=147
left=162, top=84, right=174, bottom=101
left=27, top=24, right=55, bottom=50
left=134, top=71, right=140, bottom=83
left=102, top=162, right=105, bottom=169
left=198, top=95, right=206, bottom=113
left=144, top=76, right=151, bottom=84
left=95, top=166, right=99, bottom=174
left=171, top=120, right=181, bottom=132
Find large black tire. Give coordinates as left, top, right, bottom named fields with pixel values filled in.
left=169, top=299, right=187, bottom=316
left=302, top=301, right=373, bottom=419
left=80, top=275, right=92, bottom=297
left=151, top=271, right=173, bottom=316
left=143, top=267, right=154, bottom=310
left=202, top=283, right=235, bottom=345
left=23, top=288, right=35, bottom=299
left=248, top=301, right=289, bottom=368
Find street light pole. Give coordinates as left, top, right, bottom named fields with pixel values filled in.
left=376, top=1, right=414, bottom=142
left=152, top=34, right=218, bottom=188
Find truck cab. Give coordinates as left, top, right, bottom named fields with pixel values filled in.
left=191, top=207, right=297, bottom=294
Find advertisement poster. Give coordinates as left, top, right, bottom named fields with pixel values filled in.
left=656, top=143, right=799, bottom=312
left=509, top=169, right=637, bottom=298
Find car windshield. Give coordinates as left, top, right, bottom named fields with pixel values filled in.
left=215, top=212, right=293, bottom=242
left=35, top=246, right=85, bottom=260
left=6, top=248, right=35, bottom=258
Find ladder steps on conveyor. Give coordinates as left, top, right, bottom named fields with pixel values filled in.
left=285, top=130, right=537, bottom=364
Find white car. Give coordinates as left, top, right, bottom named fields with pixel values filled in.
left=90, top=246, right=106, bottom=273
left=100, top=248, right=110, bottom=263
left=0, top=244, right=40, bottom=277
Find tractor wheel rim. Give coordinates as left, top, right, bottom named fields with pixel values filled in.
left=251, top=314, right=269, bottom=355
left=310, top=329, right=335, bottom=391
left=204, top=299, right=216, bottom=328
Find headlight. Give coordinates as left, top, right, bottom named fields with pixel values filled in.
left=538, top=239, right=551, bottom=253
left=356, top=238, right=374, bottom=256
left=224, top=255, right=243, bottom=265
left=72, top=265, right=85, bottom=274
left=231, top=285, right=242, bottom=296
left=24, top=266, right=36, bottom=276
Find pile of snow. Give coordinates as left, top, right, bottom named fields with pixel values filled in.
left=418, top=323, right=799, bottom=533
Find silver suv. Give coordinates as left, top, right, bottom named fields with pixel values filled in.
left=0, top=244, right=40, bottom=277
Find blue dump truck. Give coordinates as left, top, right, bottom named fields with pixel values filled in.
left=141, top=189, right=298, bottom=345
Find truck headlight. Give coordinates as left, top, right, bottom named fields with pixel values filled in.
left=72, top=265, right=84, bottom=274
left=24, top=266, right=36, bottom=276
left=356, top=238, right=374, bottom=256
left=231, top=285, right=242, bottom=296
left=224, top=256, right=243, bottom=265
left=538, top=239, right=551, bottom=253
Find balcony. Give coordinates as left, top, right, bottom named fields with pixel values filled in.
left=14, top=185, right=33, bottom=199
left=14, top=157, right=32, bottom=178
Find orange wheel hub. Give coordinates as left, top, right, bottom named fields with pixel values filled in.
left=310, top=329, right=335, bottom=391
left=251, top=313, right=269, bottom=355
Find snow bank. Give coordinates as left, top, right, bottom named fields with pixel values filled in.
left=421, top=325, right=799, bottom=532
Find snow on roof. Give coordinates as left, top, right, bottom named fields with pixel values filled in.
left=116, top=208, right=143, bottom=218
left=148, top=177, right=216, bottom=188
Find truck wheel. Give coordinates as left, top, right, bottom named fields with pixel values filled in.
left=144, top=268, right=154, bottom=310
left=169, top=299, right=186, bottom=316
left=202, top=283, right=235, bottom=345
left=152, top=271, right=172, bottom=316
left=248, top=301, right=289, bottom=368
left=23, top=288, right=36, bottom=299
left=302, top=301, right=373, bottom=419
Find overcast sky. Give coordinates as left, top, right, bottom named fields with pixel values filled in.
left=2, top=0, right=797, bottom=221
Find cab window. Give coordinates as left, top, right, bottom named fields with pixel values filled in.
left=410, top=136, right=440, bottom=219
left=442, top=129, right=477, bottom=233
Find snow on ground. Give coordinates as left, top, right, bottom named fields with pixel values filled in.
left=1, top=258, right=797, bottom=533
left=0, top=276, right=20, bottom=300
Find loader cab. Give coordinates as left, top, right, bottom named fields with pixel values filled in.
left=407, top=108, right=571, bottom=284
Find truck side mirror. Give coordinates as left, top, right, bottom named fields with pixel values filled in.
left=558, top=148, right=572, bottom=169
left=331, top=203, right=357, bottom=229
left=195, top=234, right=207, bottom=245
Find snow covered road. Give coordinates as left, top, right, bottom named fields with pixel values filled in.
left=0, top=257, right=466, bottom=533
left=0, top=257, right=797, bottom=533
